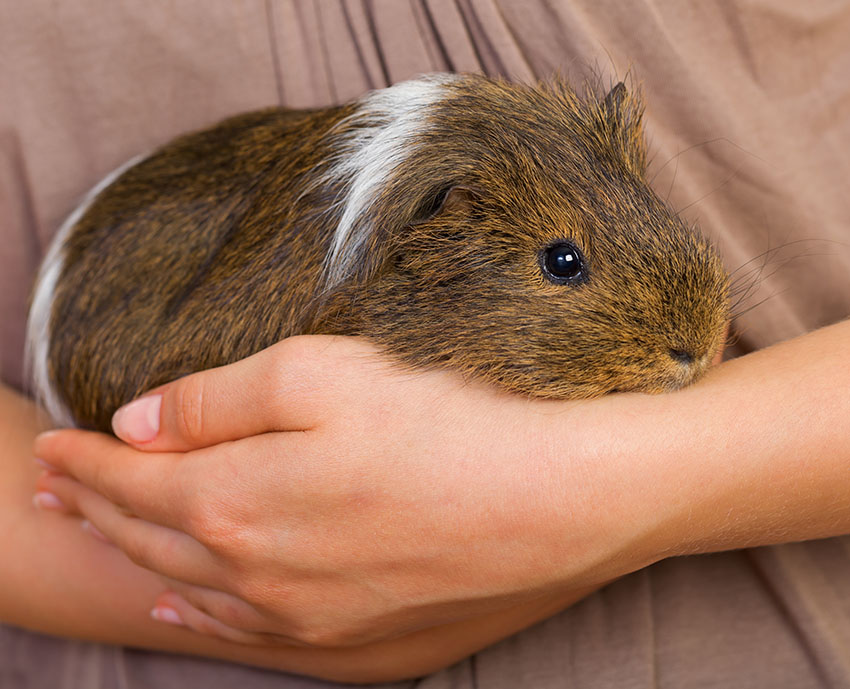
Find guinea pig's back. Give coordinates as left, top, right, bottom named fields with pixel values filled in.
left=31, top=106, right=347, bottom=430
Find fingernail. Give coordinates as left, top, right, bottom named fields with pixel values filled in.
left=82, top=519, right=111, bottom=544
left=34, top=457, right=58, bottom=471
left=33, top=492, right=65, bottom=510
left=151, top=606, right=184, bottom=626
left=112, top=395, right=162, bottom=443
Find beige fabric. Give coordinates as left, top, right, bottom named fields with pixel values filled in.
left=2, top=1, right=850, bottom=687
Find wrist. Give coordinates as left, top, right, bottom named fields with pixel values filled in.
left=528, top=394, right=667, bottom=590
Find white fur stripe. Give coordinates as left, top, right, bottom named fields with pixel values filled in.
left=25, top=154, right=146, bottom=427
left=323, top=74, right=458, bottom=288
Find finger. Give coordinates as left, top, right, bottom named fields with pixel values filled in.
left=33, top=477, right=71, bottom=513
left=34, top=428, right=190, bottom=528
left=37, top=427, right=320, bottom=541
left=35, top=469, right=116, bottom=520
left=111, top=335, right=377, bottom=452
left=33, top=472, right=115, bottom=541
left=36, top=472, right=226, bottom=590
left=152, top=592, right=299, bottom=646
left=154, top=583, right=305, bottom=644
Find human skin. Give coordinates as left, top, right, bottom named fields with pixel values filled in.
left=28, top=320, right=850, bottom=674
left=0, top=381, right=606, bottom=682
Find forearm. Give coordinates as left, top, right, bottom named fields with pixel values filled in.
left=0, top=384, right=188, bottom=642
left=563, top=320, right=850, bottom=567
left=669, top=319, right=850, bottom=552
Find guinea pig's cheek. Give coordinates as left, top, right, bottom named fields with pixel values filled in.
left=711, top=348, right=724, bottom=367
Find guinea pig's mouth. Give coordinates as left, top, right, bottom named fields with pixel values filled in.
left=666, top=354, right=712, bottom=391
left=607, top=354, right=711, bottom=396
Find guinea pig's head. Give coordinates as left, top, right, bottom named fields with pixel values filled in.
left=319, top=74, right=729, bottom=398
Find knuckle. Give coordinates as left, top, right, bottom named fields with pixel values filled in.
left=178, top=586, right=210, bottom=615
left=266, top=338, right=348, bottom=416
left=267, top=343, right=306, bottom=388
left=89, top=457, right=112, bottom=497
left=170, top=374, right=209, bottom=445
left=183, top=496, right=250, bottom=556
left=269, top=337, right=327, bottom=387
left=181, top=494, right=228, bottom=544
left=207, top=595, right=255, bottom=630
left=272, top=336, right=313, bottom=366
left=192, top=615, right=224, bottom=638
left=178, top=482, right=255, bottom=558
left=179, top=587, right=261, bottom=636
left=195, top=516, right=252, bottom=563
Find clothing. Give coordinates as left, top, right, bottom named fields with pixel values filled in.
left=2, top=1, right=850, bottom=686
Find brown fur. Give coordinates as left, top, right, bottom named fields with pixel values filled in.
left=43, top=74, right=729, bottom=431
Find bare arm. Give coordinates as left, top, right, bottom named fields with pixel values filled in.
left=619, top=318, right=850, bottom=557
left=0, top=385, right=169, bottom=639
left=0, top=385, right=246, bottom=650
left=26, top=320, right=850, bottom=683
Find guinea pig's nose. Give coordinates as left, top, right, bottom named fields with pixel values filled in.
left=668, top=348, right=694, bottom=365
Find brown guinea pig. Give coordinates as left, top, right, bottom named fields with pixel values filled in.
left=26, top=73, right=729, bottom=432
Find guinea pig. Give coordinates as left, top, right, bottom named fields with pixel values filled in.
left=26, top=73, right=729, bottom=432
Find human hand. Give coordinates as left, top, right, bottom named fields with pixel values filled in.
left=33, top=336, right=656, bottom=648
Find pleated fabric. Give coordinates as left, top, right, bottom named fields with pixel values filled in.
left=2, top=1, right=850, bottom=687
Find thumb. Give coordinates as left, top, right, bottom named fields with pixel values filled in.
left=111, top=335, right=357, bottom=451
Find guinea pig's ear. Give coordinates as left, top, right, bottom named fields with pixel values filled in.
left=603, top=82, right=628, bottom=118
left=410, top=186, right=479, bottom=225
left=343, top=186, right=479, bottom=286
left=600, top=81, right=647, bottom=175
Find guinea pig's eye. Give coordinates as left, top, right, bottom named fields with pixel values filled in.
left=540, top=242, right=585, bottom=284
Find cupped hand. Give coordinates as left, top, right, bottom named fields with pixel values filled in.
left=33, top=336, right=655, bottom=648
